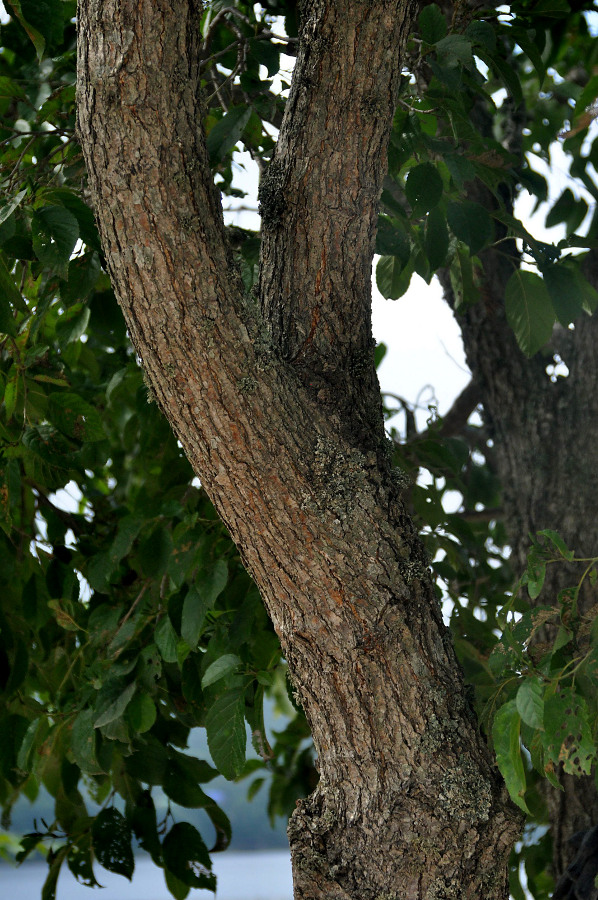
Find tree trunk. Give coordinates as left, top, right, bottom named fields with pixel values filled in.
left=443, top=216, right=598, bottom=878
left=77, top=0, right=520, bottom=897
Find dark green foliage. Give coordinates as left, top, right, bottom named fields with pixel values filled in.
left=0, top=1, right=597, bottom=898
left=377, top=1, right=598, bottom=355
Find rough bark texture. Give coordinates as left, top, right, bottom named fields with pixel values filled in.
left=440, top=220, right=598, bottom=879
left=76, top=1, right=521, bottom=897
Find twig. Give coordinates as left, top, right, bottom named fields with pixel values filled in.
left=119, top=581, right=150, bottom=629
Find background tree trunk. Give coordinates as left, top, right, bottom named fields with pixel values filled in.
left=77, top=0, right=520, bottom=896
left=441, top=228, right=598, bottom=879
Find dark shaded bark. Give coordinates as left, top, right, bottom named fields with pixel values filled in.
left=440, top=220, right=598, bottom=879
left=77, top=1, right=520, bottom=897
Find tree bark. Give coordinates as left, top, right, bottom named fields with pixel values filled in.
left=441, top=217, right=598, bottom=878
left=76, top=1, right=520, bottom=897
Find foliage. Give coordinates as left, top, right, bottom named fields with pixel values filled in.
left=376, top=0, right=598, bottom=354
left=0, top=1, right=596, bottom=898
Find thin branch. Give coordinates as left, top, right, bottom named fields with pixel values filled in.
left=414, top=380, right=482, bottom=441
left=460, top=507, right=503, bottom=523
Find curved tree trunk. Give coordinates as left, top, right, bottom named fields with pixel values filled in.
left=77, top=1, right=520, bottom=897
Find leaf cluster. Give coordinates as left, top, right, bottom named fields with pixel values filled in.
left=376, top=2, right=598, bottom=356
left=0, top=4, right=308, bottom=897
left=1, top=1, right=598, bottom=899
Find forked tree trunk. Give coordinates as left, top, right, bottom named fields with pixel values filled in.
left=77, top=1, right=520, bottom=896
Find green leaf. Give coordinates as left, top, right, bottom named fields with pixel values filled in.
left=130, top=791, right=162, bottom=865
left=576, top=270, right=598, bottom=314
left=94, top=681, right=136, bottom=728
left=0, top=256, right=21, bottom=335
left=546, top=263, right=598, bottom=319
left=527, top=549, right=547, bottom=601
left=435, top=34, right=473, bottom=67
left=23, top=424, right=72, bottom=467
left=48, top=392, right=106, bottom=442
left=424, top=207, right=449, bottom=270
left=111, top=515, right=144, bottom=563
left=492, top=700, right=530, bottom=814
left=125, top=735, right=168, bottom=785
left=207, top=106, right=253, bottom=165
left=375, top=217, right=411, bottom=263
left=125, top=694, right=156, bottom=734
left=14, top=0, right=65, bottom=55
left=374, top=342, right=387, bottom=368
left=511, top=27, right=546, bottom=86
left=449, top=246, right=480, bottom=308
left=199, top=559, right=229, bottom=605
left=405, top=163, right=443, bottom=216
left=445, top=154, right=476, bottom=187
left=5, top=0, right=46, bottom=59
left=181, top=585, right=209, bottom=649
left=537, top=529, right=574, bottom=561
left=138, top=525, right=173, bottom=578
left=447, top=201, right=494, bottom=256
left=418, top=4, right=447, bottom=44
left=505, top=270, right=555, bottom=357
left=376, top=256, right=414, bottom=300
left=477, top=48, right=523, bottom=104
left=155, top=615, right=179, bottom=664
left=0, top=188, right=27, bottom=228
left=43, top=189, right=101, bottom=251
left=55, top=304, right=91, bottom=345
left=165, top=869, right=190, bottom=900
left=3, top=375, right=18, bottom=420
left=163, top=760, right=215, bottom=809
left=543, top=689, right=595, bottom=776
left=92, top=808, right=134, bottom=880
left=202, top=654, right=241, bottom=689
left=464, top=20, right=496, bottom=52
left=163, top=823, right=215, bottom=891
left=71, top=709, right=103, bottom=774
left=181, top=561, right=228, bottom=648
left=516, top=678, right=544, bottom=730
left=532, top=0, right=570, bottom=16
left=205, top=685, right=246, bottom=780
left=31, top=206, right=79, bottom=276
left=547, top=189, right=576, bottom=231
left=16, top=717, right=44, bottom=772
left=42, top=847, right=68, bottom=900
left=248, top=36, right=280, bottom=77
left=67, top=834, right=100, bottom=887
left=202, top=793, right=232, bottom=853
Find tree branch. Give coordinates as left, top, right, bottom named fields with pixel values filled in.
left=258, top=0, right=418, bottom=449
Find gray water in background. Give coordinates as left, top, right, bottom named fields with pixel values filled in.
left=0, top=850, right=293, bottom=900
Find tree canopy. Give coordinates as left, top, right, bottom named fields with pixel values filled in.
left=1, top=1, right=598, bottom=898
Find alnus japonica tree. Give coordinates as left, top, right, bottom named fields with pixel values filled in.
left=0, top=0, right=598, bottom=897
